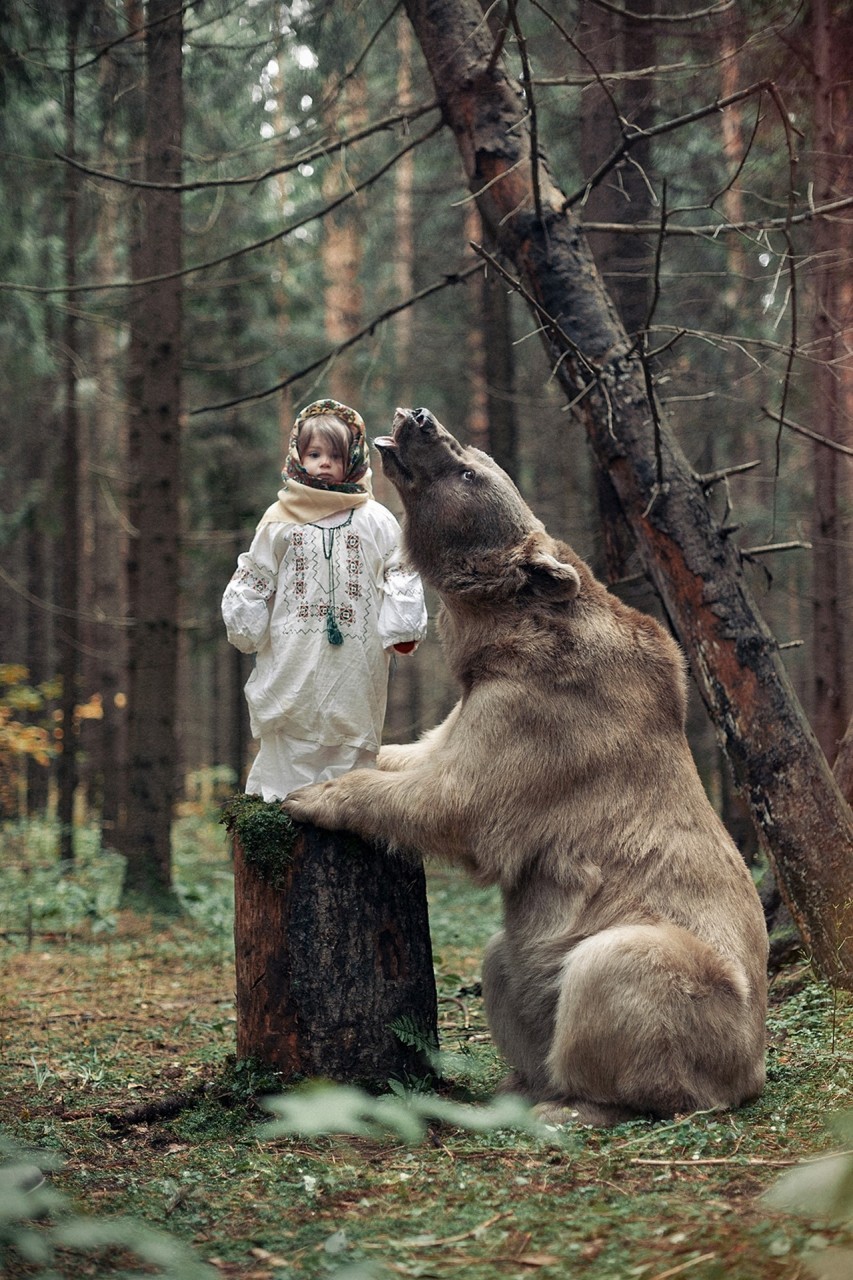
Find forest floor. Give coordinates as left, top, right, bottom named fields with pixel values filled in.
left=1, top=813, right=852, bottom=1280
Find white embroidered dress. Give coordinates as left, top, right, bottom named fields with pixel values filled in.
left=222, top=499, right=427, bottom=800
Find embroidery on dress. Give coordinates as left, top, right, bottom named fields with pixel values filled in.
left=231, top=565, right=275, bottom=599
left=282, top=524, right=369, bottom=640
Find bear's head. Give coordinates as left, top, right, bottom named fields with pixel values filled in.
left=374, top=407, right=580, bottom=605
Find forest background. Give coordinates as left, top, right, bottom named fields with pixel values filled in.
left=1, top=0, right=852, bottom=930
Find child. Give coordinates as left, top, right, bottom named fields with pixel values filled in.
left=222, top=398, right=427, bottom=801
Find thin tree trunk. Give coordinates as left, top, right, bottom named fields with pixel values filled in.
left=403, top=0, right=853, bottom=985
left=388, top=14, right=423, bottom=742
left=118, top=0, right=183, bottom=905
left=231, top=821, right=438, bottom=1083
left=579, top=0, right=655, bottom=340
left=810, top=0, right=853, bottom=762
left=579, top=0, right=654, bottom=583
left=57, top=7, right=83, bottom=864
left=25, top=443, right=51, bottom=817
left=465, top=204, right=519, bottom=481
left=322, top=72, right=366, bottom=409
left=83, top=19, right=131, bottom=844
left=719, top=8, right=747, bottom=314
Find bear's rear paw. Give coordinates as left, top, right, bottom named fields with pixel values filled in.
left=534, top=1099, right=641, bottom=1127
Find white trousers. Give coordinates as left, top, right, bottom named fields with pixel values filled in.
left=245, top=732, right=377, bottom=802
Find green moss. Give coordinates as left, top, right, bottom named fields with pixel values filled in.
left=220, top=793, right=299, bottom=889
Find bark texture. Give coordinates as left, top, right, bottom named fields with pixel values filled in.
left=403, top=0, right=853, bottom=984
left=233, top=824, right=438, bottom=1083
left=809, top=0, right=853, bottom=761
left=118, top=0, right=183, bottom=902
left=57, top=5, right=83, bottom=862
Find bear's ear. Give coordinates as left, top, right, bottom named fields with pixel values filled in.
left=520, top=534, right=581, bottom=601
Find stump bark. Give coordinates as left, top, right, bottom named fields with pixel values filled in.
left=232, top=820, right=438, bottom=1086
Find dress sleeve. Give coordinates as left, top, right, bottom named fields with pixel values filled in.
left=377, top=520, right=428, bottom=651
left=221, top=524, right=285, bottom=654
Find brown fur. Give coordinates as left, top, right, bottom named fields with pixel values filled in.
left=285, top=407, right=768, bottom=1124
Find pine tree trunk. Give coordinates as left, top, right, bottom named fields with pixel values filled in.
left=25, top=442, right=51, bottom=817
left=83, top=20, right=131, bottom=844
left=403, top=0, right=853, bottom=985
left=232, top=822, right=438, bottom=1084
left=810, top=0, right=853, bottom=762
left=322, top=71, right=366, bottom=410
left=578, top=0, right=654, bottom=584
left=57, top=8, right=83, bottom=863
left=385, top=19, right=424, bottom=744
left=118, top=0, right=183, bottom=905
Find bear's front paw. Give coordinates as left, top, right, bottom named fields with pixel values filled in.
left=283, top=780, right=346, bottom=830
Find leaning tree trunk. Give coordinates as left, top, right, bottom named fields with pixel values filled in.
left=403, top=0, right=853, bottom=985
left=227, top=805, right=438, bottom=1084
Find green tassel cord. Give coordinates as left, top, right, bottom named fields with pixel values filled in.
left=318, top=512, right=353, bottom=647
left=326, top=611, right=344, bottom=645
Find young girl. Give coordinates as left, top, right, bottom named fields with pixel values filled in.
left=222, top=398, right=427, bottom=801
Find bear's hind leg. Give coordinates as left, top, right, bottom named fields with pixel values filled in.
left=481, top=930, right=558, bottom=1102
left=547, top=923, right=763, bottom=1120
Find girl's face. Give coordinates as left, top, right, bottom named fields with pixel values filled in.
left=300, top=431, right=346, bottom=484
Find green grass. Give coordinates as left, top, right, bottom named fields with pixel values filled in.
left=0, top=815, right=851, bottom=1279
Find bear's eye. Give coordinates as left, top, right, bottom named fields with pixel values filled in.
left=461, top=468, right=476, bottom=482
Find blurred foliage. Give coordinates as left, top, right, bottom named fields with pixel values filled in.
left=0, top=1130, right=218, bottom=1279
left=765, top=1113, right=853, bottom=1279
left=0, top=665, right=55, bottom=818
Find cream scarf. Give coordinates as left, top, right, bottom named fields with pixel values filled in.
left=257, top=471, right=374, bottom=527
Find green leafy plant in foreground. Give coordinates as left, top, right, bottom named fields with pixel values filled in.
left=0, top=1132, right=217, bottom=1279
left=259, top=1080, right=550, bottom=1144
left=765, top=1112, right=853, bottom=1279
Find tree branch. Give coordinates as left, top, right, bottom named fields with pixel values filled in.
left=55, top=101, right=439, bottom=193
left=190, top=261, right=484, bottom=416
left=762, top=407, right=853, bottom=458
left=3, top=121, right=442, bottom=297
left=564, top=78, right=802, bottom=209
left=507, top=1, right=543, bottom=226
left=588, top=0, right=735, bottom=21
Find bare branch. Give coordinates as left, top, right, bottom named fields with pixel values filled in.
left=581, top=192, right=853, bottom=235
left=742, top=541, right=812, bottom=556
left=695, top=461, right=761, bottom=487
left=0, top=565, right=132, bottom=628
left=588, top=0, right=735, bottom=21
left=2, top=121, right=442, bottom=298
left=531, top=0, right=623, bottom=139
left=334, top=0, right=404, bottom=97
left=189, top=261, right=484, bottom=417
left=55, top=101, right=439, bottom=194
left=507, top=0, right=543, bottom=226
left=470, top=242, right=604, bottom=380
left=762, top=407, right=853, bottom=459
left=564, top=79, right=802, bottom=209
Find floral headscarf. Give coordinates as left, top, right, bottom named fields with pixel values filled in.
left=283, top=399, right=370, bottom=495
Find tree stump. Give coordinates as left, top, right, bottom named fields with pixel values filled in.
left=227, top=801, right=438, bottom=1086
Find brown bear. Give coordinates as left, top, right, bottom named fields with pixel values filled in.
left=284, top=407, right=768, bottom=1124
